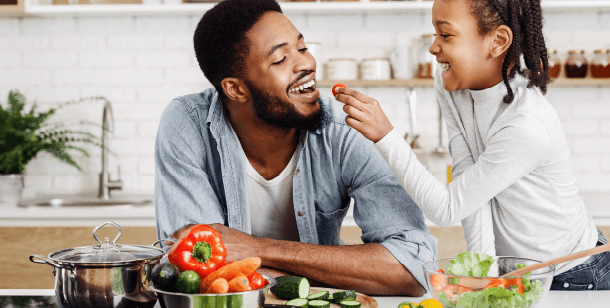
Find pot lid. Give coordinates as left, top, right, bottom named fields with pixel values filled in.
left=49, top=222, right=164, bottom=265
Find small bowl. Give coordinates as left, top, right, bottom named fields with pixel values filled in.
left=423, top=257, right=555, bottom=308
left=151, top=275, right=276, bottom=308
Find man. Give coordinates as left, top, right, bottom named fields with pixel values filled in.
left=154, top=0, right=437, bottom=296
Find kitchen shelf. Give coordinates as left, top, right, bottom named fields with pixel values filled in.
left=2, top=0, right=610, bottom=18
left=317, top=77, right=610, bottom=88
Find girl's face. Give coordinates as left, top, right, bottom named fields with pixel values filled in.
left=430, top=0, right=501, bottom=92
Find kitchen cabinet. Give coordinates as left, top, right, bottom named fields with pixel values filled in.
left=2, top=0, right=610, bottom=18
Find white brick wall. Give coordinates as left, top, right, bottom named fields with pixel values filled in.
left=0, top=9, right=609, bottom=201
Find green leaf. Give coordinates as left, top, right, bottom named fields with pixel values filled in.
left=448, top=251, right=495, bottom=277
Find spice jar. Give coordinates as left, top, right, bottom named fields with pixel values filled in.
left=591, top=49, right=610, bottom=78
left=565, top=49, right=588, bottom=78
left=417, top=34, right=436, bottom=79
left=547, top=48, right=561, bottom=78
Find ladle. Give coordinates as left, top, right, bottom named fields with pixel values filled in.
left=502, top=243, right=610, bottom=277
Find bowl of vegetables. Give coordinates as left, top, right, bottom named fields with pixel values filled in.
left=422, top=252, right=555, bottom=308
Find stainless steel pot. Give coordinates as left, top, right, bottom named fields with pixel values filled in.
left=152, top=276, right=281, bottom=308
left=30, top=221, right=174, bottom=308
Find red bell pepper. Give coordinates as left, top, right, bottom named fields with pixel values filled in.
left=483, top=278, right=524, bottom=294
left=168, top=224, right=227, bottom=278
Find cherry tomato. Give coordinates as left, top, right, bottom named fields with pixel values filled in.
left=332, top=84, right=347, bottom=97
left=246, top=271, right=266, bottom=291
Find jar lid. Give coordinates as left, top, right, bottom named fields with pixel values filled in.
left=48, top=222, right=164, bottom=266
left=568, top=49, right=585, bottom=54
left=593, top=48, right=609, bottom=54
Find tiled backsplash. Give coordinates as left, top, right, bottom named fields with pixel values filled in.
left=0, top=9, right=609, bottom=201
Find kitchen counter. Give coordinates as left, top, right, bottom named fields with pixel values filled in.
left=1, top=289, right=610, bottom=307
left=2, top=193, right=609, bottom=227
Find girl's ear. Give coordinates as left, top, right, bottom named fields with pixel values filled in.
left=490, top=25, right=513, bottom=59
left=221, top=77, right=250, bottom=104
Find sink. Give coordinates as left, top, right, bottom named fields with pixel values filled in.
left=18, top=195, right=153, bottom=208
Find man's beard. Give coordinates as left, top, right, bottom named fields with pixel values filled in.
left=246, top=80, right=324, bottom=132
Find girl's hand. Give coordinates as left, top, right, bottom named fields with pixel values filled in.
left=334, top=86, right=394, bottom=143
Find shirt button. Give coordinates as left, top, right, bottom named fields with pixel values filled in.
left=298, top=211, right=304, bottom=216
left=295, top=169, right=300, bottom=175
left=563, top=283, right=570, bottom=288
left=588, top=284, right=593, bottom=289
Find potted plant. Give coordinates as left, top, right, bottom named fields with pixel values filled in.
left=0, top=90, right=102, bottom=206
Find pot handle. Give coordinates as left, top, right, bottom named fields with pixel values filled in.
left=29, top=254, right=73, bottom=270
left=92, top=221, right=122, bottom=245
left=151, top=238, right=177, bottom=248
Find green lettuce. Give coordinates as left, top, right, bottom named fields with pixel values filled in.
left=439, top=253, right=544, bottom=308
left=448, top=252, right=496, bottom=277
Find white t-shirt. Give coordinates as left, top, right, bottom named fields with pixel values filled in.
left=375, top=69, right=597, bottom=274
left=230, top=127, right=301, bottom=242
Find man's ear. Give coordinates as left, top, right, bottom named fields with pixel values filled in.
left=490, top=25, right=513, bottom=59
left=221, top=77, right=250, bottom=104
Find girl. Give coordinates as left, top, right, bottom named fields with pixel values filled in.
left=335, top=0, right=610, bottom=290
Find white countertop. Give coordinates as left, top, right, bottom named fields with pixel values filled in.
left=2, top=289, right=610, bottom=307
left=2, top=193, right=609, bottom=227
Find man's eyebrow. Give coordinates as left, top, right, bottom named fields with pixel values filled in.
left=266, top=33, right=304, bottom=58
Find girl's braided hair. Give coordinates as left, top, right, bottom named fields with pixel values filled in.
left=471, top=0, right=550, bottom=103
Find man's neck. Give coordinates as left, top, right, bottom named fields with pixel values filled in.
left=228, top=113, right=300, bottom=181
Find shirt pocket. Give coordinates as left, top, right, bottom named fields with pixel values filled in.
left=315, top=206, right=350, bottom=246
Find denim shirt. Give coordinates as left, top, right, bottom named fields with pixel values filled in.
left=154, top=88, right=437, bottom=289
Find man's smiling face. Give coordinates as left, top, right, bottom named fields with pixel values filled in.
left=242, top=11, right=322, bottom=131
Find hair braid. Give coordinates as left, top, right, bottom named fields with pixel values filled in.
left=472, top=0, right=550, bottom=103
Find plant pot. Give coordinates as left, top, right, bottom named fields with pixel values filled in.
left=0, top=174, right=24, bottom=206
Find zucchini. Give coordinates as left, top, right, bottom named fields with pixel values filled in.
left=270, top=276, right=310, bottom=300
left=331, top=290, right=356, bottom=303
left=306, top=291, right=329, bottom=301
left=308, top=300, right=330, bottom=308
left=339, top=300, right=362, bottom=308
left=285, top=298, right=309, bottom=308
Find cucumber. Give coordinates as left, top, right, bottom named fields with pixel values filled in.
left=339, top=300, right=362, bottom=308
left=331, top=290, right=356, bottom=303
left=175, top=270, right=201, bottom=294
left=327, top=294, right=333, bottom=302
left=308, top=300, right=330, bottom=308
left=307, top=291, right=329, bottom=301
left=270, top=276, right=310, bottom=300
left=285, top=298, right=309, bottom=308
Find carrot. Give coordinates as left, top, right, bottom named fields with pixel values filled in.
left=206, top=277, right=229, bottom=294
left=201, top=257, right=261, bottom=288
left=228, top=275, right=249, bottom=292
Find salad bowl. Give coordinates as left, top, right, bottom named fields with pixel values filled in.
left=423, top=255, right=555, bottom=308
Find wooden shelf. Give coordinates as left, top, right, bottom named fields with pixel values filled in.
left=0, top=0, right=24, bottom=16
left=2, top=0, right=610, bottom=18
left=317, top=77, right=610, bottom=88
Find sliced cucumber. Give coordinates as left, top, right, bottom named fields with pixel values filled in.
left=285, top=298, right=309, bottom=308
left=308, top=300, right=330, bottom=308
left=327, top=294, right=333, bottom=302
left=339, top=301, right=362, bottom=308
left=306, top=290, right=329, bottom=301
left=270, top=276, right=310, bottom=300
left=331, top=290, right=356, bottom=303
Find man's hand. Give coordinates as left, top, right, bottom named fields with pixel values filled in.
left=209, top=223, right=263, bottom=261
left=167, top=223, right=197, bottom=245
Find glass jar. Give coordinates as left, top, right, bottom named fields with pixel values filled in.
left=565, top=49, right=588, bottom=78
left=547, top=48, right=561, bottom=79
left=417, top=34, right=436, bottom=79
left=591, top=49, right=610, bottom=78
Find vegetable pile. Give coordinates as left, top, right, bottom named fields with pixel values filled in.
left=270, top=276, right=363, bottom=308
left=151, top=224, right=268, bottom=294
left=429, top=252, right=544, bottom=308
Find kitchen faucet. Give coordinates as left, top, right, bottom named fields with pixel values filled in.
left=98, top=100, right=123, bottom=200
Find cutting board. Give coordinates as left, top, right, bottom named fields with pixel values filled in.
left=264, top=287, right=379, bottom=308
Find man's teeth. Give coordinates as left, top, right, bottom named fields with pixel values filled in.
left=439, top=63, right=451, bottom=72
left=289, top=80, right=315, bottom=93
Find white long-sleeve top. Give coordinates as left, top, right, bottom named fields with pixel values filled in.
left=375, top=68, right=598, bottom=274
